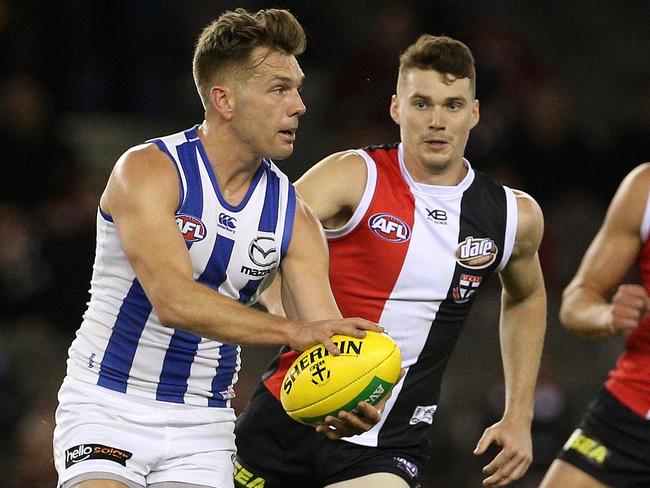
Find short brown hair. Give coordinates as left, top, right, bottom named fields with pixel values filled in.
left=399, top=35, right=476, bottom=95
left=192, top=8, right=306, bottom=106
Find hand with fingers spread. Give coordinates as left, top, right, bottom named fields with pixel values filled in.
left=608, top=284, right=649, bottom=335
left=289, top=317, right=384, bottom=355
left=314, top=368, right=406, bottom=439
left=473, top=416, right=533, bottom=486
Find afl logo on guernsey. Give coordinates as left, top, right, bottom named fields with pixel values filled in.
left=176, top=214, right=207, bottom=242
left=455, top=236, right=498, bottom=269
left=368, top=213, right=411, bottom=243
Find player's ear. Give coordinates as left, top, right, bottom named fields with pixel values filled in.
left=209, top=85, right=234, bottom=120
left=470, top=99, right=480, bottom=129
left=389, top=94, right=400, bottom=125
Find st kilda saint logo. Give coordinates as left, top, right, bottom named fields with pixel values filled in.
left=453, top=273, right=483, bottom=303
left=310, top=361, right=331, bottom=386
left=176, top=214, right=207, bottom=242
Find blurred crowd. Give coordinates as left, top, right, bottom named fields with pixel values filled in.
left=0, top=1, right=648, bottom=486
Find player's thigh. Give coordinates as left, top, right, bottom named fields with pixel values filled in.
left=73, top=482, right=215, bottom=488
left=73, top=481, right=133, bottom=488
left=149, top=483, right=220, bottom=487
left=325, top=473, right=410, bottom=488
left=540, top=459, right=610, bottom=488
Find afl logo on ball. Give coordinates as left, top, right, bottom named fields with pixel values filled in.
left=368, top=213, right=411, bottom=243
left=455, top=236, right=498, bottom=269
left=176, top=214, right=207, bottom=242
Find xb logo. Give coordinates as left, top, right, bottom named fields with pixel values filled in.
left=218, top=213, right=237, bottom=230
left=426, top=208, right=447, bottom=221
left=248, top=236, right=277, bottom=268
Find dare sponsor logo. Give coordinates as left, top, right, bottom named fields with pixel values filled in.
left=455, top=236, right=498, bottom=269
left=176, top=214, right=207, bottom=242
left=64, top=443, right=132, bottom=469
left=368, top=213, right=411, bottom=243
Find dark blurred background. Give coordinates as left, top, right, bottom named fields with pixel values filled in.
left=0, top=1, right=648, bottom=486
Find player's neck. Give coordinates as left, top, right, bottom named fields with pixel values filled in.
left=404, top=156, right=468, bottom=186
left=197, top=121, right=262, bottom=205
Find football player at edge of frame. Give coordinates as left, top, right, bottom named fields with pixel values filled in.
left=234, top=34, right=547, bottom=488
left=541, top=163, right=650, bottom=488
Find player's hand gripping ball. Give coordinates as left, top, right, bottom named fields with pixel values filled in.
left=280, top=331, right=401, bottom=425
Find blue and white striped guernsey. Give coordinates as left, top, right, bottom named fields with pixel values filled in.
left=66, top=126, right=296, bottom=407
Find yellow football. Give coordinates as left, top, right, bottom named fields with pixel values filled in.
left=280, top=331, right=401, bottom=425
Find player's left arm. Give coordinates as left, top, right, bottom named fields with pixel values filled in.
left=474, top=190, right=547, bottom=487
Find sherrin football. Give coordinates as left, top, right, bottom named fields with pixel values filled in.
left=280, top=331, right=401, bottom=425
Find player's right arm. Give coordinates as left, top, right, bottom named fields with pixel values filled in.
left=101, top=144, right=377, bottom=353
left=560, top=163, right=650, bottom=338
left=258, top=149, right=367, bottom=315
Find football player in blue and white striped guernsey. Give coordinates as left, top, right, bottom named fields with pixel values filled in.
left=52, top=9, right=381, bottom=488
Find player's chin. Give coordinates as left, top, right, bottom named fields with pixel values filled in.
left=270, top=143, right=295, bottom=160
left=421, top=153, right=452, bottom=170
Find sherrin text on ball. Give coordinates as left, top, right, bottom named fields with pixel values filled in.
left=280, top=331, right=401, bottom=425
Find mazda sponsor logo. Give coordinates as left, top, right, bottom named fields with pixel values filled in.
left=248, top=236, right=277, bottom=268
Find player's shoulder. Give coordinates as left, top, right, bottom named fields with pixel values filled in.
left=604, top=162, right=650, bottom=228
left=313, top=150, right=366, bottom=172
left=102, top=142, right=179, bottom=214
left=297, top=150, right=367, bottom=191
left=511, top=189, right=543, bottom=217
left=510, top=189, right=544, bottom=257
left=117, top=142, right=173, bottom=171
left=620, top=162, right=650, bottom=194
left=628, top=161, right=650, bottom=177
left=112, top=142, right=178, bottom=185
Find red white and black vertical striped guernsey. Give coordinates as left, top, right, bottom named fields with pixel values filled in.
left=605, top=188, right=650, bottom=419
left=259, top=143, right=518, bottom=450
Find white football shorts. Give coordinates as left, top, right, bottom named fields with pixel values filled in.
left=53, top=376, right=236, bottom=488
